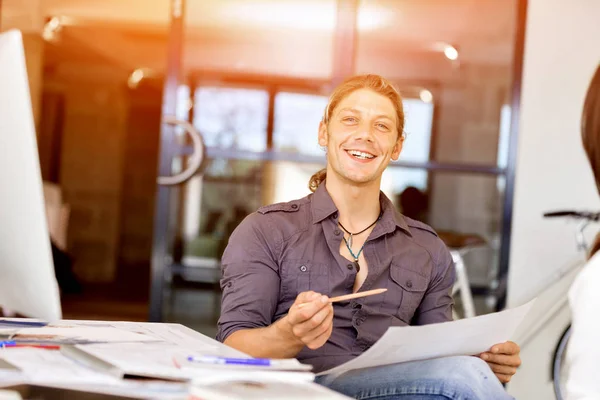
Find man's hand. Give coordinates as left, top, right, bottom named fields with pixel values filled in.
left=278, top=291, right=334, bottom=350
left=479, top=341, right=521, bottom=383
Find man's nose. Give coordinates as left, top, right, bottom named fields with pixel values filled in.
left=354, top=122, right=375, bottom=142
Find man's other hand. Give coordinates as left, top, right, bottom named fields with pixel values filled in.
left=281, top=291, right=334, bottom=350
left=479, top=341, right=521, bottom=383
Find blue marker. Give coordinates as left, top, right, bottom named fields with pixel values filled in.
left=187, top=356, right=272, bottom=366
left=0, top=341, right=16, bottom=349
left=0, top=319, right=48, bottom=327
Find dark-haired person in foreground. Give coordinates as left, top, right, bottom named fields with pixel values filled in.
left=217, top=74, right=521, bottom=399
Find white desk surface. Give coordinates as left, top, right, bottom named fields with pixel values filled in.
left=0, top=319, right=349, bottom=400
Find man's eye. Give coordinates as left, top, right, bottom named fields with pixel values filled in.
left=377, top=123, right=389, bottom=130
left=343, top=117, right=357, bottom=123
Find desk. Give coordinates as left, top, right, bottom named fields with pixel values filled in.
left=0, top=319, right=349, bottom=399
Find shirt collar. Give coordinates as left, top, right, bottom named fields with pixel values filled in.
left=310, top=182, right=412, bottom=237
left=311, top=183, right=338, bottom=223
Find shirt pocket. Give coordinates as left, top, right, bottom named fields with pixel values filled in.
left=383, top=265, right=429, bottom=323
left=279, top=260, right=330, bottom=302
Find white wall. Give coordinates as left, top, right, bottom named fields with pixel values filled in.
left=508, top=0, right=600, bottom=307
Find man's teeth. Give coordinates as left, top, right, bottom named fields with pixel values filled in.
left=348, top=150, right=375, bottom=159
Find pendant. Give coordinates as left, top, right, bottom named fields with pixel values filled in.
left=353, top=260, right=360, bottom=273
left=348, top=234, right=353, bottom=248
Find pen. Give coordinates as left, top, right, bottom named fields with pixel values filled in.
left=187, top=356, right=272, bottom=366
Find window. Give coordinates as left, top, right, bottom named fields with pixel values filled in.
left=193, top=87, right=269, bottom=151
left=273, top=91, right=329, bottom=156
left=383, top=99, right=434, bottom=196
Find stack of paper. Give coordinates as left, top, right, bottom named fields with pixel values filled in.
left=63, top=342, right=312, bottom=382
left=188, top=379, right=349, bottom=400
left=0, top=348, right=120, bottom=385
left=8, top=327, right=159, bottom=344
left=0, top=389, right=22, bottom=400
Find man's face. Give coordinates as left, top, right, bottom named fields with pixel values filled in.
left=318, top=88, right=403, bottom=186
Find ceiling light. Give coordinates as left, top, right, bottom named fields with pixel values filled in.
left=419, top=89, right=433, bottom=103
left=128, top=68, right=150, bottom=89
left=443, top=44, right=459, bottom=61
left=42, top=16, right=64, bottom=42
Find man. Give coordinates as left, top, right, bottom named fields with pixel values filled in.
left=217, top=74, right=520, bottom=399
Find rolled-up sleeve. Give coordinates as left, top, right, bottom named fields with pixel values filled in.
left=413, top=243, right=455, bottom=325
left=216, top=213, right=281, bottom=343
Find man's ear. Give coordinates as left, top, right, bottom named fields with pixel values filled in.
left=391, top=134, right=404, bottom=161
left=318, top=121, right=328, bottom=147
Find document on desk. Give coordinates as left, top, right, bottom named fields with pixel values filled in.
left=9, top=327, right=160, bottom=344
left=67, top=321, right=247, bottom=356
left=318, top=299, right=535, bottom=377
left=66, top=341, right=249, bottom=381
left=189, top=379, right=351, bottom=400
left=66, top=342, right=313, bottom=382
left=0, top=348, right=119, bottom=385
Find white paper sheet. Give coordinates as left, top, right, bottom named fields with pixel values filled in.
left=65, top=321, right=247, bottom=356
left=72, top=342, right=211, bottom=381
left=0, top=348, right=119, bottom=385
left=0, top=347, right=189, bottom=399
left=189, top=378, right=350, bottom=400
left=318, top=299, right=535, bottom=376
left=12, top=327, right=160, bottom=344
left=72, top=342, right=311, bottom=382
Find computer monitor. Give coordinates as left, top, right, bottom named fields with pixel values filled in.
left=0, top=30, right=62, bottom=321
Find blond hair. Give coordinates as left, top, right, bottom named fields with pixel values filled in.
left=309, top=74, right=405, bottom=192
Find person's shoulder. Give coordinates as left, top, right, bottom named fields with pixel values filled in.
left=570, top=251, right=600, bottom=309
left=239, top=194, right=312, bottom=236
left=401, top=215, right=448, bottom=259
left=256, top=194, right=312, bottom=218
left=575, top=252, right=600, bottom=289
left=402, top=215, right=439, bottom=241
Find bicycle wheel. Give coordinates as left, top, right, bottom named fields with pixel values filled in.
left=552, top=325, right=572, bottom=400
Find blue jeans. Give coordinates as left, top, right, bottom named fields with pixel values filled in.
left=315, top=356, right=514, bottom=400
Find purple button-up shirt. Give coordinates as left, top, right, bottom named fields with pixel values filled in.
left=217, top=183, right=455, bottom=373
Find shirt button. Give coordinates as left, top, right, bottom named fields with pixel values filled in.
left=333, top=212, right=338, bottom=219
left=299, top=265, right=307, bottom=272
left=227, top=282, right=232, bottom=288
left=334, top=229, right=341, bottom=236
left=406, top=280, right=413, bottom=289
left=346, top=264, right=354, bottom=270
left=291, top=204, right=298, bottom=209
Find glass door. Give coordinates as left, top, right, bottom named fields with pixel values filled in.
left=149, top=0, right=526, bottom=327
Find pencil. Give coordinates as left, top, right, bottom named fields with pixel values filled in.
left=297, top=288, right=387, bottom=308
left=0, top=343, right=60, bottom=350
left=329, top=288, right=387, bottom=303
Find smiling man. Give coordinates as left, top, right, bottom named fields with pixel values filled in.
left=217, top=74, right=521, bottom=399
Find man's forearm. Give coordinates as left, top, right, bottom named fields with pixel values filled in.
left=223, top=316, right=305, bottom=358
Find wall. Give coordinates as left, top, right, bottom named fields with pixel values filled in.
left=507, top=0, right=600, bottom=307
left=505, top=2, right=600, bottom=394
left=45, top=64, right=130, bottom=283
left=0, top=0, right=45, bottom=130
left=116, top=86, right=161, bottom=284
left=21, top=33, right=44, bottom=131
